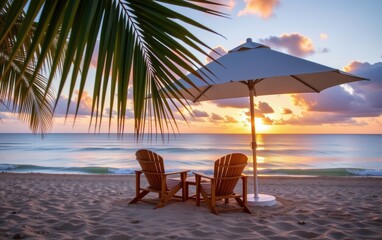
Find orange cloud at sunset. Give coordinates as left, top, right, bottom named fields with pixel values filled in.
left=225, top=115, right=239, bottom=123
left=281, top=107, right=293, bottom=115
left=238, top=0, right=280, bottom=18
left=260, top=33, right=315, bottom=57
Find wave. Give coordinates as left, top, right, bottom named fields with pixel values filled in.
left=0, top=164, right=135, bottom=175
left=75, top=147, right=130, bottom=152
left=346, top=169, right=382, bottom=176
left=256, top=168, right=382, bottom=177
left=1, top=164, right=382, bottom=177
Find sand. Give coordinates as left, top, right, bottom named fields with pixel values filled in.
left=0, top=173, right=381, bottom=239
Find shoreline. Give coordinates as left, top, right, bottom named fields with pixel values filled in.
left=2, top=171, right=382, bottom=177
left=1, top=173, right=381, bottom=239
left=2, top=164, right=382, bottom=177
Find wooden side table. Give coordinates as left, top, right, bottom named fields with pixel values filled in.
left=184, top=176, right=209, bottom=201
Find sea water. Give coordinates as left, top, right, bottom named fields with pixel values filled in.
left=0, top=133, right=381, bottom=176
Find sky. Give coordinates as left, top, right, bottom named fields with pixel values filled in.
left=1, top=0, right=381, bottom=134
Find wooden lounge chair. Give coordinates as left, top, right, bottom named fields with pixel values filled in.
left=129, top=149, right=189, bottom=208
left=194, top=153, right=251, bottom=214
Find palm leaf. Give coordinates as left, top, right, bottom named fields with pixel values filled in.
left=0, top=1, right=54, bottom=135
left=0, top=0, right=227, bottom=138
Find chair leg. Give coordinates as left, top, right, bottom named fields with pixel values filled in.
left=158, top=185, right=182, bottom=208
left=129, top=190, right=150, bottom=204
left=235, top=197, right=252, bottom=214
left=210, top=200, right=218, bottom=215
left=241, top=175, right=248, bottom=205
left=181, top=172, right=187, bottom=201
left=195, top=176, right=201, bottom=206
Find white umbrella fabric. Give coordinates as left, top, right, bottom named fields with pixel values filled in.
left=169, top=38, right=367, bottom=206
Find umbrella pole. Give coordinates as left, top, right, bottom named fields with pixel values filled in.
left=247, top=84, right=276, bottom=206
left=249, top=87, right=259, bottom=200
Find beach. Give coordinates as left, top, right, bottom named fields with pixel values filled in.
left=0, top=173, right=381, bottom=239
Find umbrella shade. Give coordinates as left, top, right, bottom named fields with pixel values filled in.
left=165, top=38, right=367, bottom=206
left=174, top=39, right=365, bottom=102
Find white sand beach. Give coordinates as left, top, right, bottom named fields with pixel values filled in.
left=0, top=173, right=381, bottom=239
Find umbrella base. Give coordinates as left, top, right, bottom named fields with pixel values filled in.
left=247, top=193, right=276, bottom=207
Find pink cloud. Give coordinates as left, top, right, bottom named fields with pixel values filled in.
left=276, top=112, right=361, bottom=126
left=257, top=101, right=274, bottom=114
left=54, top=91, right=93, bottom=116
left=193, top=109, right=209, bottom=117
left=343, top=61, right=368, bottom=72
left=211, top=113, right=224, bottom=121
left=260, top=33, right=315, bottom=57
left=282, top=61, right=382, bottom=126
left=90, top=40, right=100, bottom=68
left=206, top=45, right=228, bottom=63
left=238, top=0, right=280, bottom=18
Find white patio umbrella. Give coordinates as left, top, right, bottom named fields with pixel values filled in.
left=167, top=38, right=367, bottom=206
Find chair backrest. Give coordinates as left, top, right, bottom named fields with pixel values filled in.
left=136, top=149, right=165, bottom=190
left=214, top=153, right=248, bottom=196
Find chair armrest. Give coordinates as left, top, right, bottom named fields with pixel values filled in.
left=163, top=170, right=190, bottom=176
left=193, top=172, right=214, bottom=180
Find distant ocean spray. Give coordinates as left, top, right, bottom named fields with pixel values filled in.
left=0, top=133, right=381, bottom=177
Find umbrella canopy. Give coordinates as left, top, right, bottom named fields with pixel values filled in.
left=176, top=39, right=366, bottom=102
left=168, top=38, right=367, bottom=206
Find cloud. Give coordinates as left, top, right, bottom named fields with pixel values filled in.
left=193, top=109, right=209, bottom=117
left=244, top=110, right=264, bottom=118
left=195, top=0, right=235, bottom=12
left=54, top=90, right=93, bottom=116
left=0, top=111, right=12, bottom=120
left=206, top=45, right=228, bottom=63
left=320, top=33, right=328, bottom=40
left=281, top=108, right=293, bottom=114
left=263, top=116, right=274, bottom=124
left=238, top=0, right=280, bottom=19
left=320, top=47, right=329, bottom=53
left=257, top=101, right=274, bottom=114
left=90, top=40, right=100, bottom=68
left=225, top=115, right=238, bottom=123
left=213, top=98, right=249, bottom=108
left=104, top=107, right=134, bottom=119
left=343, top=61, right=382, bottom=109
left=283, top=61, right=382, bottom=125
left=276, top=112, right=361, bottom=126
left=211, top=113, right=224, bottom=121
left=260, top=33, right=315, bottom=57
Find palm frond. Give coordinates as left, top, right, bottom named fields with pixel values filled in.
left=0, top=0, right=226, bottom=138
left=0, top=0, right=54, bottom=135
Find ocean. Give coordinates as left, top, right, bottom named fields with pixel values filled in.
left=0, top=133, right=381, bottom=176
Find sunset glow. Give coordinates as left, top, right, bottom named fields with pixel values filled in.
left=0, top=1, right=381, bottom=135
left=255, top=118, right=271, bottom=133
